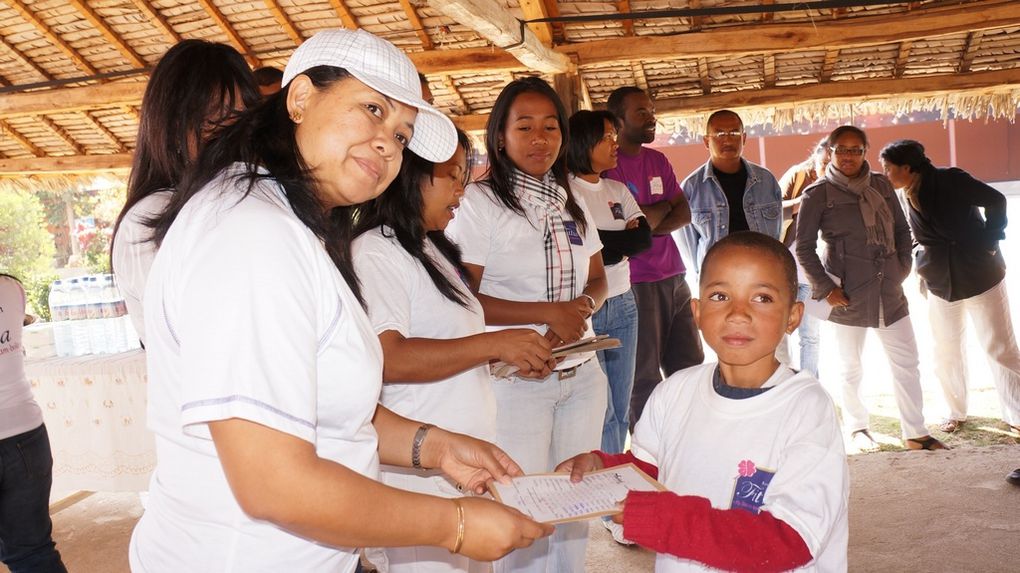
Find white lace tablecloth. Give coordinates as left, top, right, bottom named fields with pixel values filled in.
left=26, top=350, right=155, bottom=492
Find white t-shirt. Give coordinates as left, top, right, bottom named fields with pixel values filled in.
left=130, top=164, right=383, bottom=573
left=112, top=190, right=173, bottom=345
left=568, top=175, right=644, bottom=298
left=632, top=363, right=849, bottom=573
left=353, top=227, right=497, bottom=445
left=446, top=180, right=603, bottom=370
left=0, top=275, right=43, bottom=440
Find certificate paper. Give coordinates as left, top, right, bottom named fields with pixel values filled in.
left=490, top=464, right=666, bottom=524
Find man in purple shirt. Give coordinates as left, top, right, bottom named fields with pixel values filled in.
left=604, top=86, right=704, bottom=426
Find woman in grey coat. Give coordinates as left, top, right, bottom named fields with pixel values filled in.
left=796, top=125, right=946, bottom=451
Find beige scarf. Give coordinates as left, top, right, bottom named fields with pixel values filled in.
left=826, top=160, right=896, bottom=255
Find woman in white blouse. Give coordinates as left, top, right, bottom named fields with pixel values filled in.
left=446, top=77, right=608, bottom=573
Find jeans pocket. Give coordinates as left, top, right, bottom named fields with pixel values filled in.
left=16, top=425, right=54, bottom=480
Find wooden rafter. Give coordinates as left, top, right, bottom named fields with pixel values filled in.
left=762, top=0, right=775, bottom=22
left=195, top=0, right=260, bottom=67
left=263, top=0, right=304, bottom=46
left=396, top=0, right=433, bottom=50
left=67, top=0, right=146, bottom=68
left=326, top=0, right=359, bottom=29
left=429, top=0, right=571, bottom=73
left=632, top=62, right=648, bottom=90
left=518, top=0, right=554, bottom=46
left=689, top=0, right=703, bottom=31
left=0, top=153, right=133, bottom=175
left=697, top=58, right=711, bottom=95
left=541, top=0, right=565, bottom=44
left=558, top=0, right=1020, bottom=67
left=764, top=54, right=777, bottom=87
left=8, top=0, right=98, bottom=76
left=893, top=41, right=913, bottom=78
left=958, top=31, right=984, bottom=73
left=450, top=67, right=1020, bottom=132
left=441, top=75, right=469, bottom=114
left=0, top=34, right=54, bottom=81
left=820, top=49, right=839, bottom=82
left=0, top=120, right=44, bottom=157
left=0, top=82, right=146, bottom=120
left=39, top=116, right=85, bottom=155
left=81, top=112, right=128, bottom=154
left=616, top=0, right=635, bottom=36
left=126, top=0, right=181, bottom=44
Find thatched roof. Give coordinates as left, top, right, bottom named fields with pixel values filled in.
left=1, top=0, right=1018, bottom=175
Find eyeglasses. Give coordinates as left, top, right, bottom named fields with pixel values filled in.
left=831, top=146, right=866, bottom=156
left=708, top=131, right=744, bottom=140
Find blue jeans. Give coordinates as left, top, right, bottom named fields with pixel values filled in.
left=0, top=424, right=67, bottom=573
left=592, top=290, right=639, bottom=454
left=796, top=283, right=821, bottom=379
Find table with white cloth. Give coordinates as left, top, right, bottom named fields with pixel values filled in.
left=25, top=350, right=155, bottom=492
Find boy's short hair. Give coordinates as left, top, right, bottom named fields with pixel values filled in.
left=253, top=66, right=284, bottom=87
left=700, top=232, right=798, bottom=302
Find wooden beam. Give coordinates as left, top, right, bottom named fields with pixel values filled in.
left=448, top=68, right=1020, bottom=133
left=893, top=41, right=913, bottom=78
left=764, top=54, right=777, bottom=88
left=0, top=120, right=44, bottom=157
left=697, top=58, right=711, bottom=95
left=0, top=33, right=54, bottom=81
left=688, top=0, right=703, bottom=31
left=195, top=0, right=260, bottom=67
left=541, top=0, right=565, bottom=44
left=8, top=0, right=98, bottom=76
left=126, top=0, right=182, bottom=44
left=326, top=0, right=359, bottom=29
left=654, top=68, right=1020, bottom=115
left=263, top=0, right=304, bottom=45
left=615, top=0, right=634, bottom=36
left=958, top=31, right=984, bottom=73
left=81, top=112, right=128, bottom=154
left=518, top=0, right=554, bottom=46
left=632, top=62, right=648, bottom=91
left=429, top=0, right=572, bottom=74
left=0, top=153, right=133, bottom=175
left=67, top=0, right=147, bottom=68
left=396, top=0, right=433, bottom=49
left=441, top=75, right=469, bottom=114
left=558, top=0, right=1020, bottom=67
left=762, top=0, right=775, bottom=22
left=39, top=116, right=85, bottom=155
left=820, top=49, right=839, bottom=82
left=409, top=47, right=526, bottom=75
left=0, top=82, right=146, bottom=120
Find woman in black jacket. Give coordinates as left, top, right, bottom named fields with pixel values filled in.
left=880, top=140, right=1020, bottom=443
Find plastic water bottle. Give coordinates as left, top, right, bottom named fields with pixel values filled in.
left=48, top=280, right=74, bottom=357
left=100, top=274, right=127, bottom=353
left=109, top=275, right=140, bottom=351
left=66, top=278, right=91, bottom=356
left=85, top=276, right=108, bottom=354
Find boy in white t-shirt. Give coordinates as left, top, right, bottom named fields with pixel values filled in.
left=557, top=232, right=849, bottom=572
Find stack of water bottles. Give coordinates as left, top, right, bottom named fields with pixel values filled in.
left=48, top=275, right=141, bottom=357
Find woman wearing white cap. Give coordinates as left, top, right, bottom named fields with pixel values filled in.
left=129, top=29, right=551, bottom=572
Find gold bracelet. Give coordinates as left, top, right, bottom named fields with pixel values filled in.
left=450, top=499, right=466, bottom=554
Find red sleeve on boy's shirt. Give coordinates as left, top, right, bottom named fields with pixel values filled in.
left=593, top=450, right=659, bottom=479
left=623, top=490, right=812, bottom=573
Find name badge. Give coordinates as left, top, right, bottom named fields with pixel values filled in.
left=562, top=221, right=583, bottom=246
left=649, top=176, right=664, bottom=196
left=609, top=202, right=625, bottom=220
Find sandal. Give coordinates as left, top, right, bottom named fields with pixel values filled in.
left=905, top=435, right=949, bottom=451
left=849, top=429, right=879, bottom=452
left=938, top=419, right=966, bottom=433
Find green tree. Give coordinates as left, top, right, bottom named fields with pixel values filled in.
left=0, top=189, right=57, bottom=316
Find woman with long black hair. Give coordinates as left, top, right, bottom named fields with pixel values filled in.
left=447, top=77, right=608, bottom=573
left=128, top=29, right=549, bottom=572
left=111, top=40, right=260, bottom=344
left=353, top=129, right=554, bottom=573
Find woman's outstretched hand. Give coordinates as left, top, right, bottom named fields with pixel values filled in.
left=425, top=428, right=522, bottom=494
left=452, top=498, right=554, bottom=561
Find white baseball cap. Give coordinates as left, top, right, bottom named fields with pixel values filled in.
left=282, top=29, right=457, bottom=163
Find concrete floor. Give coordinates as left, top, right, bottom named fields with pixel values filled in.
left=6, top=445, right=1018, bottom=573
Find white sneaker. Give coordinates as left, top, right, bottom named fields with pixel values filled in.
left=602, top=518, right=635, bottom=546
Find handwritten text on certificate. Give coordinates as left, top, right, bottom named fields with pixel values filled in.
left=490, top=464, right=666, bottom=524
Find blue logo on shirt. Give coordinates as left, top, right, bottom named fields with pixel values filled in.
left=562, top=221, right=583, bottom=246
left=730, top=460, right=775, bottom=514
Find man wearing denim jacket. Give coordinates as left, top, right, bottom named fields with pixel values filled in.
left=678, top=110, right=783, bottom=280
